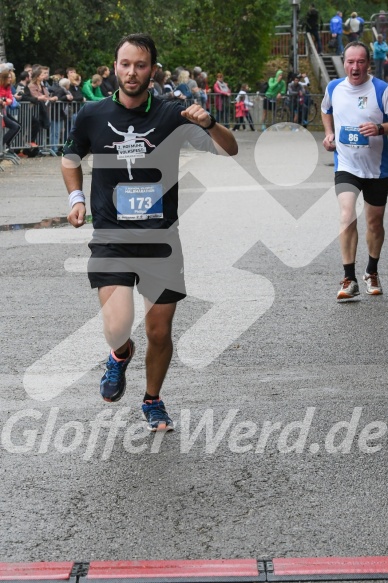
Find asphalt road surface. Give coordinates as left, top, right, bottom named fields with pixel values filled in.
left=1, top=128, right=388, bottom=562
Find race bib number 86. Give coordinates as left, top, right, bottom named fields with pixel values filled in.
left=339, top=125, right=369, bottom=148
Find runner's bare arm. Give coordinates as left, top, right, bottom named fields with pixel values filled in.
left=61, top=156, right=86, bottom=228
left=181, top=104, right=238, bottom=156
left=359, top=122, right=387, bottom=136
left=321, top=112, right=336, bottom=151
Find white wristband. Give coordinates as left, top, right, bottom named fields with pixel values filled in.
left=69, top=189, right=86, bottom=209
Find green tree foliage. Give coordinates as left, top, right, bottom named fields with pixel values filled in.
left=1, top=0, right=275, bottom=88
left=1, top=0, right=128, bottom=72
left=141, top=0, right=275, bottom=89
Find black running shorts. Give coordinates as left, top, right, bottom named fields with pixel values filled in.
left=87, top=238, right=186, bottom=305
left=335, top=171, right=388, bottom=207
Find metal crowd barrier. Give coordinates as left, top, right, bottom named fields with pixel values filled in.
left=1, top=93, right=324, bottom=164
left=7, top=100, right=85, bottom=155
left=204, top=92, right=323, bottom=130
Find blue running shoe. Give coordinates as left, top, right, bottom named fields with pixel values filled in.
left=100, top=340, right=135, bottom=402
left=142, top=399, right=174, bottom=432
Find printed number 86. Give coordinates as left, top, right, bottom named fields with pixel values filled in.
left=349, top=134, right=359, bottom=142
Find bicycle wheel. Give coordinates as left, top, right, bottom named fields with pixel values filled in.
left=275, top=106, right=291, bottom=124
left=306, top=100, right=317, bottom=124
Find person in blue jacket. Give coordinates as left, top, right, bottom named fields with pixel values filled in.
left=330, top=11, right=344, bottom=55
left=373, top=34, right=388, bottom=79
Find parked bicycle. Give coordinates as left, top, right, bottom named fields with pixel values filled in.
left=275, top=94, right=318, bottom=126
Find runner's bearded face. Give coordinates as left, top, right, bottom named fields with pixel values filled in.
left=115, top=42, right=155, bottom=98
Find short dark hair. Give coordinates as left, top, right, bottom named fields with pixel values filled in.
left=114, top=33, right=157, bottom=65
left=19, top=71, right=30, bottom=82
left=97, top=66, right=109, bottom=76
left=343, top=41, right=370, bottom=61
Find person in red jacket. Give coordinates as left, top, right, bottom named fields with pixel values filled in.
left=0, top=68, right=21, bottom=151
left=232, top=94, right=247, bottom=131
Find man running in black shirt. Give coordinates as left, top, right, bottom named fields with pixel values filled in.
left=62, top=33, right=237, bottom=431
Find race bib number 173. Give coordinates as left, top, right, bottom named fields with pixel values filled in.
left=115, top=184, right=164, bottom=220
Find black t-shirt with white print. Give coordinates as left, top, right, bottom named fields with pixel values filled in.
left=64, top=91, right=217, bottom=232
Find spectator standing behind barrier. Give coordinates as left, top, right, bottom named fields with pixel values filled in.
left=232, top=94, right=247, bottom=131
left=195, top=70, right=209, bottom=110
left=330, top=11, right=344, bottom=55
left=297, top=72, right=312, bottom=127
left=187, top=70, right=201, bottom=103
left=107, top=67, right=119, bottom=92
left=143, top=68, right=181, bottom=101
left=344, top=12, right=362, bottom=42
left=66, top=67, right=77, bottom=80
left=305, top=3, right=323, bottom=55
left=373, top=35, right=388, bottom=80
left=82, top=74, right=104, bottom=101
left=162, top=70, right=175, bottom=93
left=213, top=72, right=231, bottom=128
left=261, top=70, right=286, bottom=130
left=29, top=66, right=58, bottom=137
left=69, top=73, right=84, bottom=103
left=237, top=84, right=255, bottom=131
left=15, top=71, right=41, bottom=152
left=51, top=78, right=74, bottom=150
left=15, top=71, right=30, bottom=100
left=97, top=66, right=114, bottom=97
left=176, top=70, right=195, bottom=105
left=7, top=69, right=21, bottom=118
left=0, top=69, right=21, bottom=151
left=49, top=70, right=65, bottom=96
left=287, top=75, right=305, bottom=124
left=41, top=67, right=52, bottom=93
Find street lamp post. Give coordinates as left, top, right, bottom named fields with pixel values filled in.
left=289, top=0, right=301, bottom=75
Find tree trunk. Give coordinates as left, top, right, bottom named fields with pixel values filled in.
left=0, top=26, right=7, bottom=63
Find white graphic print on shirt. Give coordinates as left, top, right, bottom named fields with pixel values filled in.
left=104, top=122, right=156, bottom=180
